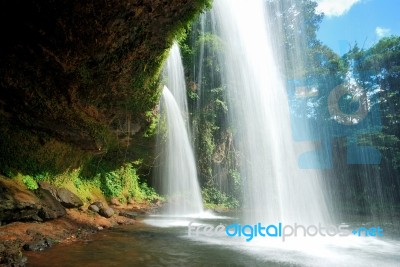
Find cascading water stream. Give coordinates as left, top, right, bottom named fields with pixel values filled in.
left=211, top=0, right=330, bottom=224
left=155, top=86, right=204, bottom=216
left=163, top=43, right=190, bottom=130
left=154, top=43, right=203, bottom=216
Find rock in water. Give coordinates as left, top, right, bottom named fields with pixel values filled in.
left=22, top=238, right=53, bottom=252
left=56, top=188, right=83, bottom=208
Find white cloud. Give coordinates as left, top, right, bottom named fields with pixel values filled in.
left=316, top=0, right=362, bottom=17
left=375, top=27, right=391, bottom=38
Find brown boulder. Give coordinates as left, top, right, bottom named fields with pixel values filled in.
left=0, top=177, right=66, bottom=224
left=56, top=188, right=83, bottom=209
left=98, top=207, right=114, bottom=218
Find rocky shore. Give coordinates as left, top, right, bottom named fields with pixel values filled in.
left=0, top=176, right=158, bottom=266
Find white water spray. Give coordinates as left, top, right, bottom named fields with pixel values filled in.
left=154, top=43, right=203, bottom=216
left=163, top=43, right=190, bottom=128
left=212, top=0, right=330, bottom=224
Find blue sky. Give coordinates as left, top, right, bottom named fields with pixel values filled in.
left=316, top=0, right=400, bottom=55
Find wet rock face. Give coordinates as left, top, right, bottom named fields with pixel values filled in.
left=0, top=177, right=66, bottom=224
left=0, top=189, right=40, bottom=224
left=38, top=182, right=83, bottom=209
left=36, top=188, right=67, bottom=220
left=0, top=0, right=208, bottom=159
left=0, top=178, right=43, bottom=223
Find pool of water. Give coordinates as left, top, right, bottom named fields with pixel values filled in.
left=26, top=214, right=400, bottom=267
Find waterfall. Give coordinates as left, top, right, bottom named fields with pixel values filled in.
left=146, top=2, right=400, bottom=266
left=163, top=43, right=190, bottom=129
left=154, top=43, right=203, bottom=216
left=211, top=0, right=330, bottom=224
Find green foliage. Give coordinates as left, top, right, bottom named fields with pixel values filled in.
left=102, top=171, right=123, bottom=198
left=143, top=110, right=160, bottom=137
left=101, top=163, right=138, bottom=200
left=100, top=163, right=160, bottom=202
left=139, top=181, right=163, bottom=201
left=228, top=169, right=241, bottom=198
left=202, top=187, right=239, bottom=209
left=10, top=160, right=160, bottom=204
left=180, top=11, right=240, bottom=204
left=15, top=172, right=49, bottom=191
left=21, top=175, right=38, bottom=190
left=188, top=90, right=199, bottom=100
left=167, top=0, right=213, bottom=46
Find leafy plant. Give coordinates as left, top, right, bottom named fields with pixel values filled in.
left=139, top=181, right=163, bottom=201
left=202, top=187, right=239, bottom=209
left=22, top=175, right=38, bottom=190
left=100, top=163, right=161, bottom=202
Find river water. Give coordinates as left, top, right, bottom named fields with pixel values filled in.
left=26, top=214, right=400, bottom=267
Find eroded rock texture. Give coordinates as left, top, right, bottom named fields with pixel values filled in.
left=0, top=0, right=209, bottom=173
